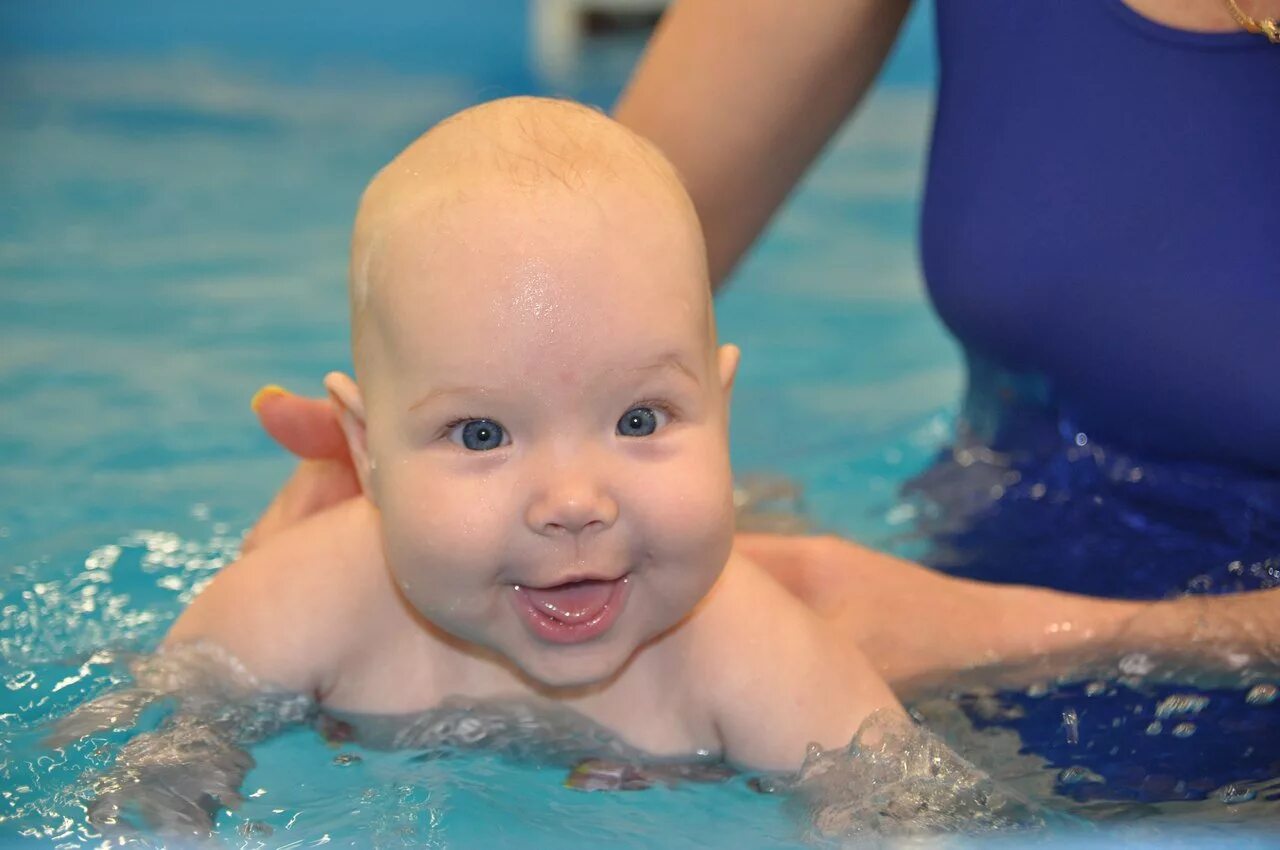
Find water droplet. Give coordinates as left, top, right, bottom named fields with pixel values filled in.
left=885, top=503, right=917, bottom=526
left=1118, top=653, right=1154, bottom=676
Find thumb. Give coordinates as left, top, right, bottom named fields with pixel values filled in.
left=251, top=385, right=350, bottom=461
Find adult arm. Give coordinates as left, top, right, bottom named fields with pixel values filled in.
left=738, top=533, right=1280, bottom=700
left=615, top=0, right=913, bottom=286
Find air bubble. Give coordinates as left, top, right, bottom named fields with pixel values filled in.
left=1061, top=708, right=1079, bottom=745
left=1154, top=694, right=1209, bottom=719
left=1245, top=684, right=1276, bottom=705
left=1186, top=574, right=1213, bottom=593
left=1219, top=784, right=1256, bottom=805
left=1057, top=765, right=1104, bottom=785
left=1171, top=722, right=1196, bottom=738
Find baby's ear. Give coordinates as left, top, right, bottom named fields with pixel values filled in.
left=717, top=343, right=740, bottom=405
left=323, top=372, right=375, bottom=498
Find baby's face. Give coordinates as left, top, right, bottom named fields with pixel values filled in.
left=349, top=178, right=737, bottom=688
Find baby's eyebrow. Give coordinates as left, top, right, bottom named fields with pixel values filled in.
left=407, top=385, right=487, bottom=413
left=628, top=352, right=701, bottom=386
left=406, top=353, right=701, bottom=413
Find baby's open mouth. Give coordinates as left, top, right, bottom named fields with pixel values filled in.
left=511, top=575, right=630, bottom=644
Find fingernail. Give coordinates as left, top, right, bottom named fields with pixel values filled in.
left=250, top=384, right=288, bottom=414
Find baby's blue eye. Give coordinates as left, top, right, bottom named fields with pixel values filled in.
left=451, top=419, right=506, bottom=451
left=617, top=406, right=663, bottom=437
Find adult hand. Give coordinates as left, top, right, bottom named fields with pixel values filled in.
left=243, top=386, right=361, bottom=552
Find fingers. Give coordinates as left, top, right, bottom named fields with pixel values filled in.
left=241, top=460, right=362, bottom=554
left=247, top=385, right=361, bottom=551
left=251, top=385, right=349, bottom=461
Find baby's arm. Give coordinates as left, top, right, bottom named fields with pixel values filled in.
left=696, top=557, right=905, bottom=772
left=51, top=644, right=312, bottom=839
left=165, top=496, right=385, bottom=695
left=739, top=533, right=1280, bottom=698
left=58, top=498, right=384, bottom=839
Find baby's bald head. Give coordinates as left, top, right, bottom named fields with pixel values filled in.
left=348, top=97, right=709, bottom=378
left=326, top=98, right=740, bottom=647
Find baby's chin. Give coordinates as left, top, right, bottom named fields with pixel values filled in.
left=505, top=630, right=648, bottom=692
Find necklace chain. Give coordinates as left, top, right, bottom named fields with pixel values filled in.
left=1224, top=0, right=1280, bottom=42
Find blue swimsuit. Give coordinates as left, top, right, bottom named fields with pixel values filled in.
left=920, top=0, right=1280, bottom=472
left=912, top=6, right=1280, bottom=800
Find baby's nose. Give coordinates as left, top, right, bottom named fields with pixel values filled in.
left=525, top=457, right=619, bottom=537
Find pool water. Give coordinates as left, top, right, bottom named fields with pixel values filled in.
left=2, top=3, right=1277, bottom=847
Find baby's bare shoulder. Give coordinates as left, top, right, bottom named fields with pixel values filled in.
left=687, top=553, right=903, bottom=771
left=164, top=497, right=397, bottom=697
left=686, top=552, right=826, bottom=679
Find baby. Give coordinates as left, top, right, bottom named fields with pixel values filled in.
left=165, top=96, right=902, bottom=772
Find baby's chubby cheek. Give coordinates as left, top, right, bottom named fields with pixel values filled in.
left=634, top=455, right=736, bottom=581
left=372, top=467, right=513, bottom=612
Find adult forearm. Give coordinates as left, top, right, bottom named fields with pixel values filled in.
left=615, top=0, right=912, bottom=288
left=878, top=579, right=1280, bottom=700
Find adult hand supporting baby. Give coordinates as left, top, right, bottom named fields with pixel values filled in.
left=244, top=385, right=360, bottom=552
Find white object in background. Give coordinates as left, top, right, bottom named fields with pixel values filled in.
left=531, top=0, right=668, bottom=82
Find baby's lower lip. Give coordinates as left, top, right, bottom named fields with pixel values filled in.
left=510, top=576, right=630, bottom=645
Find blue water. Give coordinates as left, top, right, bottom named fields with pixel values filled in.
left=2, top=3, right=1277, bottom=847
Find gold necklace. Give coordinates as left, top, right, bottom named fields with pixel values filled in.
left=1224, top=0, right=1280, bottom=42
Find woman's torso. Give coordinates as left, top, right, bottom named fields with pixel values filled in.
left=920, top=0, right=1280, bottom=471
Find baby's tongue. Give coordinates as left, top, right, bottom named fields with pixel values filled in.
left=522, top=579, right=615, bottom=624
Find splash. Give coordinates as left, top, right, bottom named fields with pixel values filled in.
left=49, top=642, right=313, bottom=841
left=789, top=711, right=1050, bottom=842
